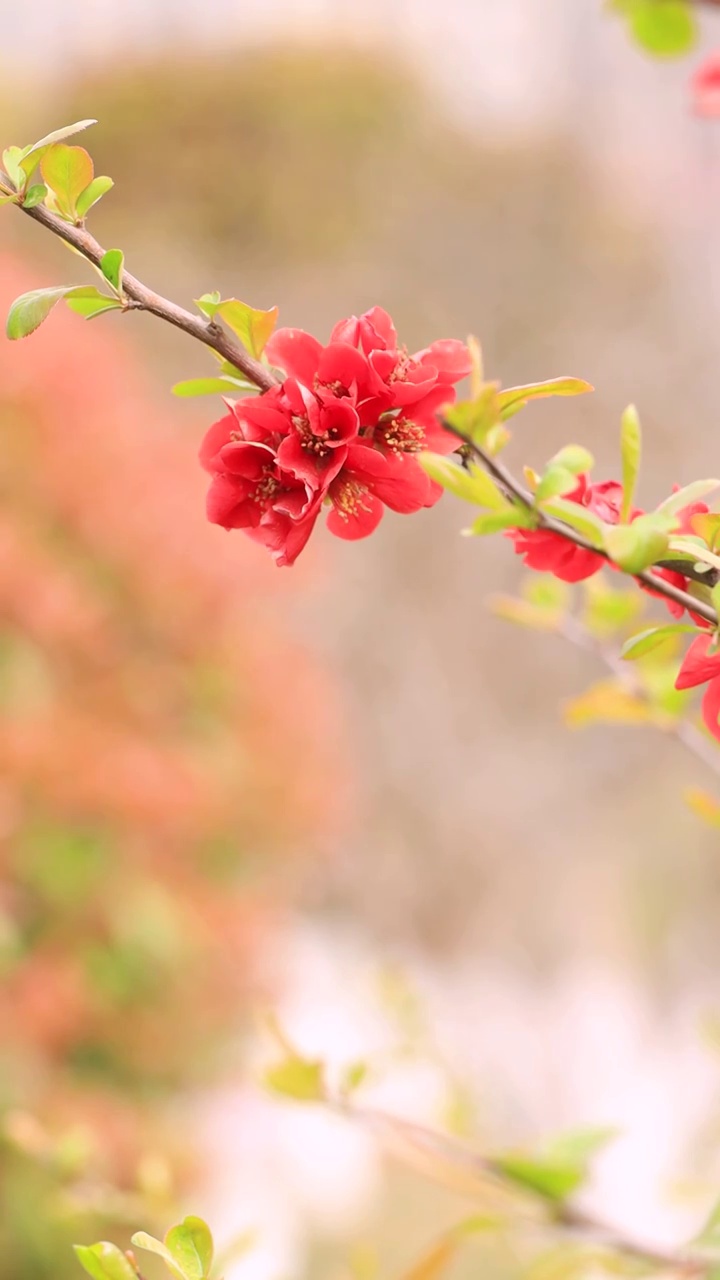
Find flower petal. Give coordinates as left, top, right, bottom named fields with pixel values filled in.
left=675, top=634, right=720, bottom=690
left=265, top=328, right=323, bottom=384
left=703, top=678, right=720, bottom=740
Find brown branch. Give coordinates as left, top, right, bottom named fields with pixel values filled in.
left=449, top=428, right=719, bottom=629
left=340, top=1105, right=707, bottom=1277
left=7, top=192, right=278, bottom=393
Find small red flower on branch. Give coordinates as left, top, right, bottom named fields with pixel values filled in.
left=200, top=308, right=470, bottom=564
left=508, top=476, right=626, bottom=583
left=675, top=634, right=720, bottom=741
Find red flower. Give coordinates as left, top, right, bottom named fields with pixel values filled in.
left=508, top=476, right=624, bottom=583
left=201, top=308, right=470, bottom=565
left=326, top=443, right=440, bottom=540
left=675, top=634, right=720, bottom=741
left=691, top=55, right=720, bottom=117
left=200, top=413, right=319, bottom=567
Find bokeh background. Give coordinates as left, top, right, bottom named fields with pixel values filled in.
left=4, top=2, right=720, bottom=1278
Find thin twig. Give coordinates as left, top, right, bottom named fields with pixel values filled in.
left=559, top=612, right=720, bottom=778
left=5, top=189, right=277, bottom=393
left=447, top=427, right=719, bottom=629
left=339, top=1104, right=707, bottom=1276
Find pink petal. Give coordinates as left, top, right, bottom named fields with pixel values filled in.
left=414, top=339, right=471, bottom=384
left=199, top=414, right=235, bottom=472
left=327, top=489, right=384, bottom=540
left=265, top=328, right=323, bottom=384
left=702, top=678, right=720, bottom=740
left=675, top=635, right=720, bottom=690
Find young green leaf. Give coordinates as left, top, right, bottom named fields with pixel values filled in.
left=131, top=1234, right=188, bottom=1280
left=73, top=1243, right=138, bottom=1280
left=419, top=453, right=508, bottom=508
left=172, top=377, right=255, bottom=398
left=65, top=293, right=123, bottom=320
left=620, top=404, right=641, bottom=522
left=21, top=184, right=47, bottom=209
left=497, top=377, right=594, bottom=422
left=604, top=515, right=670, bottom=574
left=215, top=299, right=278, bottom=357
left=7, top=286, right=81, bottom=339
left=491, top=1153, right=584, bottom=1202
left=549, top=444, right=594, bottom=475
left=442, top=384, right=501, bottom=447
left=194, top=291, right=222, bottom=317
left=629, top=0, right=697, bottom=56
left=23, top=118, right=97, bottom=159
left=465, top=508, right=533, bottom=536
left=2, top=146, right=25, bottom=189
left=540, top=497, right=606, bottom=546
left=40, top=144, right=94, bottom=219
left=621, top=624, right=700, bottom=661
left=100, top=249, right=124, bottom=294
left=535, top=465, right=579, bottom=504
left=164, top=1218, right=214, bottom=1280
left=76, top=175, right=114, bottom=218
left=656, top=479, right=720, bottom=518
left=263, top=1055, right=326, bottom=1102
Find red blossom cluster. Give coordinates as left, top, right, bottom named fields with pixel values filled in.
left=200, top=308, right=471, bottom=565
left=508, top=476, right=627, bottom=583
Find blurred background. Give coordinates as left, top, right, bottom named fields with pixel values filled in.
left=4, top=2, right=720, bottom=1278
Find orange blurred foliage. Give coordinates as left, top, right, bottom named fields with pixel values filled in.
left=0, top=253, right=347, bottom=1167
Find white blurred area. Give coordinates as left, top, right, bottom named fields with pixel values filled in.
left=7, top=1, right=720, bottom=1275
left=195, top=920, right=720, bottom=1280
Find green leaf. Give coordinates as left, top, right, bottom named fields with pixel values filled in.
left=76, top=175, right=114, bottom=218
left=620, top=404, right=641, bottom=522
left=23, top=119, right=97, bottom=160
left=621, top=624, right=701, bottom=661
left=74, top=1243, right=138, bottom=1280
left=100, top=249, right=124, bottom=294
left=541, top=497, right=606, bottom=547
left=40, top=144, right=94, bottom=219
left=419, top=453, right=508, bottom=509
left=0, top=193, right=19, bottom=206
left=215, top=299, right=278, bottom=357
left=443, top=384, right=501, bottom=447
left=341, top=1060, right=369, bottom=1095
left=263, top=1055, right=326, bottom=1102
left=65, top=291, right=123, bottom=320
left=629, top=1, right=697, bottom=56
left=466, top=508, right=533, bottom=536
left=172, top=377, right=255, bottom=398
left=164, top=1218, right=214, bottom=1280
left=22, top=183, right=47, bottom=209
left=690, top=512, right=720, bottom=552
left=492, top=1154, right=584, bottom=1202
left=535, top=465, right=579, bottom=503
left=497, top=377, right=594, bottom=422
left=194, top=291, right=222, bottom=317
left=604, top=515, right=670, bottom=574
left=549, top=444, right=594, bottom=475
left=2, top=146, right=24, bottom=189
left=131, top=1234, right=187, bottom=1280
left=6, top=286, right=80, bottom=339
left=656, top=479, right=720, bottom=519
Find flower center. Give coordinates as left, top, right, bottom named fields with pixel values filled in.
left=380, top=416, right=425, bottom=454
left=387, top=348, right=412, bottom=384
left=252, top=471, right=280, bottom=507
left=292, top=413, right=339, bottom=457
left=333, top=478, right=373, bottom=522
